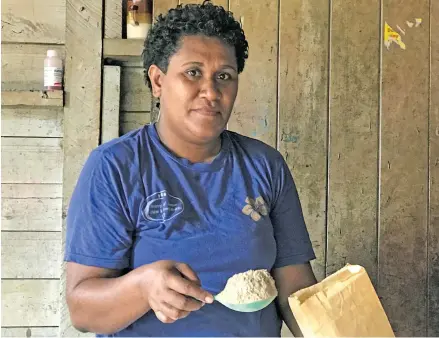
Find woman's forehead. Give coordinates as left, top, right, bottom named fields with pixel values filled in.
left=170, top=35, right=237, bottom=67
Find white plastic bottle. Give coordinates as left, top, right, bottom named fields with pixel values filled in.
left=44, top=50, right=63, bottom=91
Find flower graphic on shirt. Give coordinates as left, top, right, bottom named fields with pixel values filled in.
left=242, top=196, right=268, bottom=221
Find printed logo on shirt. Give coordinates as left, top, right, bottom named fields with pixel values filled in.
left=143, top=190, right=184, bottom=222
left=242, top=196, right=269, bottom=221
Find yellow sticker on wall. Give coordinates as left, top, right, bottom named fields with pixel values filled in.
left=384, top=22, right=406, bottom=50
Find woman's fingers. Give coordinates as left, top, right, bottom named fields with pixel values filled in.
left=167, top=272, right=214, bottom=304
left=159, top=301, right=191, bottom=321
left=162, top=288, right=204, bottom=311
left=175, top=262, right=201, bottom=284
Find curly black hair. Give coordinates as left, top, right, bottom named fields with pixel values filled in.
left=142, top=0, right=249, bottom=89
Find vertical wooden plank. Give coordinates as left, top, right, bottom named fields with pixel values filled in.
left=429, top=0, right=439, bottom=335
left=278, top=1, right=329, bottom=282
left=101, top=66, right=121, bottom=143
left=228, top=0, right=278, bottom=147
left=60, top=0, right=103, bottom=336
left=327, top=1, right=380, bottom=282
left=104, top=0, right=123, bottom=38
left=380, top=1, right=429, bottom=335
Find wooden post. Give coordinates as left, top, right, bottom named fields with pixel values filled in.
left=380, top=0, right=430, bottom=335
left=101, top=66, right=121, bottom=143
left=429, top=0, right=439, bottom=335
left=278, top=1, right=329, bottom=283
left=326, top=0, right=380, bottom=283
left=59, top=0, right=103, bottom=336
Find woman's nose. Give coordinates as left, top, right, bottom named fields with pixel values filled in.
left=200, top=79, right=221, bottom=102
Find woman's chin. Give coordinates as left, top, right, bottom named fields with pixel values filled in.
left=188, top=125, right=225, bottom=143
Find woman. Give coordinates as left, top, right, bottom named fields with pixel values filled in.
left=65, top=2, right=317, bottom=337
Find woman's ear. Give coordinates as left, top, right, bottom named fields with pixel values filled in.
left=148, top=65, right=164, bottom=98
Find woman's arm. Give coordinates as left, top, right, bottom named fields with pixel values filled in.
left=66, top=260, right=213, bottom=335
left=273, top=263, right=317, bottom=337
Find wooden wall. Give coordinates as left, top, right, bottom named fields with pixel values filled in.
left=144, top=1, right=438, bottom=336
left=2, top=0, right=438, bottom=337
left=1, top=0, right=66, bottom=335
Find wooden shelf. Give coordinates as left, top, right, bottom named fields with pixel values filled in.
left=103, top=38, right=144, bottom=63
left=1, top=90, right=64, bottom=107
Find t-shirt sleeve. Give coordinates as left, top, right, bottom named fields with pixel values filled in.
left=65, top=149, right=134, bottom=270
left=270, top=155, right=316, bottom=268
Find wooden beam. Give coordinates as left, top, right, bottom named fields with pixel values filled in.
left=103, top=38, right=144, bottom=61
left=1, top=232, right=61, bottom=278
left=60, top=0, right=103, bottom=336
left=278, top=1, right=329, bottom=282
left=2, top=184, right=62, bottom=232
left=2, top=280, right=60, bottom=327
left=2, top=327, right=58, bottom=337
left=326, top=0, right=380, bottom=283
left=104, top=0, right=123, bottom=38
left=2, top=138, right=63, bottom=184
left=1, top=91, right=63, bottom=107
left=101, top=66, right=121, bottom=143
left=1, top=108, right=63, bottom=137
left=429, top=0, right=439, bottom=335
left=379, top=0, right=429, bottom=335
left=1, top=0, right=66, bottom=44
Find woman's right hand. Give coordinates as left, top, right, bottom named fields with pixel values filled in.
left=137, top=260, right=214, bottom=323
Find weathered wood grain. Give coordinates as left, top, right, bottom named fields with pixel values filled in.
left=379, top=1, right=429, bottom=335
left=278, top=0, right=329, bottom=282
left=2, top=196, right=62, bottom=232
left=326, top=0, right=380, bottom=283
left=228, top=0, right=278, bottom=147
left=2, top=184, right=62, bottom=232
left=120, top=111, right=151, bottom=134
left=2, top=44, right=65, bottom=91
left=1, top=232, right=61, bottom=278
left=1, top=107, right=63, bottom=137
left=121, top=67, right=152, bottom=111
left=60, top=0, right=103, bottom=336
left=2, top=280, right=60, bottom=327
left=1, top=327, right=59, bottom=337
left=2, top=138, right=63, bottom=184
left=1, top=0, right=66, bottom=44
left=429, top=0, right=439, bottom=335
left=101, top=66, right=121, bottom=143
left=2, top=91, right=63, bottom=107
left=104, top=0, right=123, bottom=38
left=2, top=183, right=62, bottom=199
left=103, top=38, right=144, bottom=59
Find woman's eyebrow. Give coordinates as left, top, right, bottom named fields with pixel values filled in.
left=181, top=61, right=237, bottom=71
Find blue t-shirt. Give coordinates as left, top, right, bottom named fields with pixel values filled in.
left=65, top=123, right=315, bottom=337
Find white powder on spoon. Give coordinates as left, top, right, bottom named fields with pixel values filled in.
left=216, top=269, right=278, bottom=304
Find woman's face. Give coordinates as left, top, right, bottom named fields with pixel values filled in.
left=150, top=35, right=239, bottom=144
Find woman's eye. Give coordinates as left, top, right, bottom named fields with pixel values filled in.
left=218, top=73, right=231, bottom=80
left=186, top=69, right=201, bottom=77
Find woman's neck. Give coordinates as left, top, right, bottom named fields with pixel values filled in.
left=155, top=122, right=222, bottom=164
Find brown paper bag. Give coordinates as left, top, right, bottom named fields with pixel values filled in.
left=288, top=264, right=394, bottom=337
